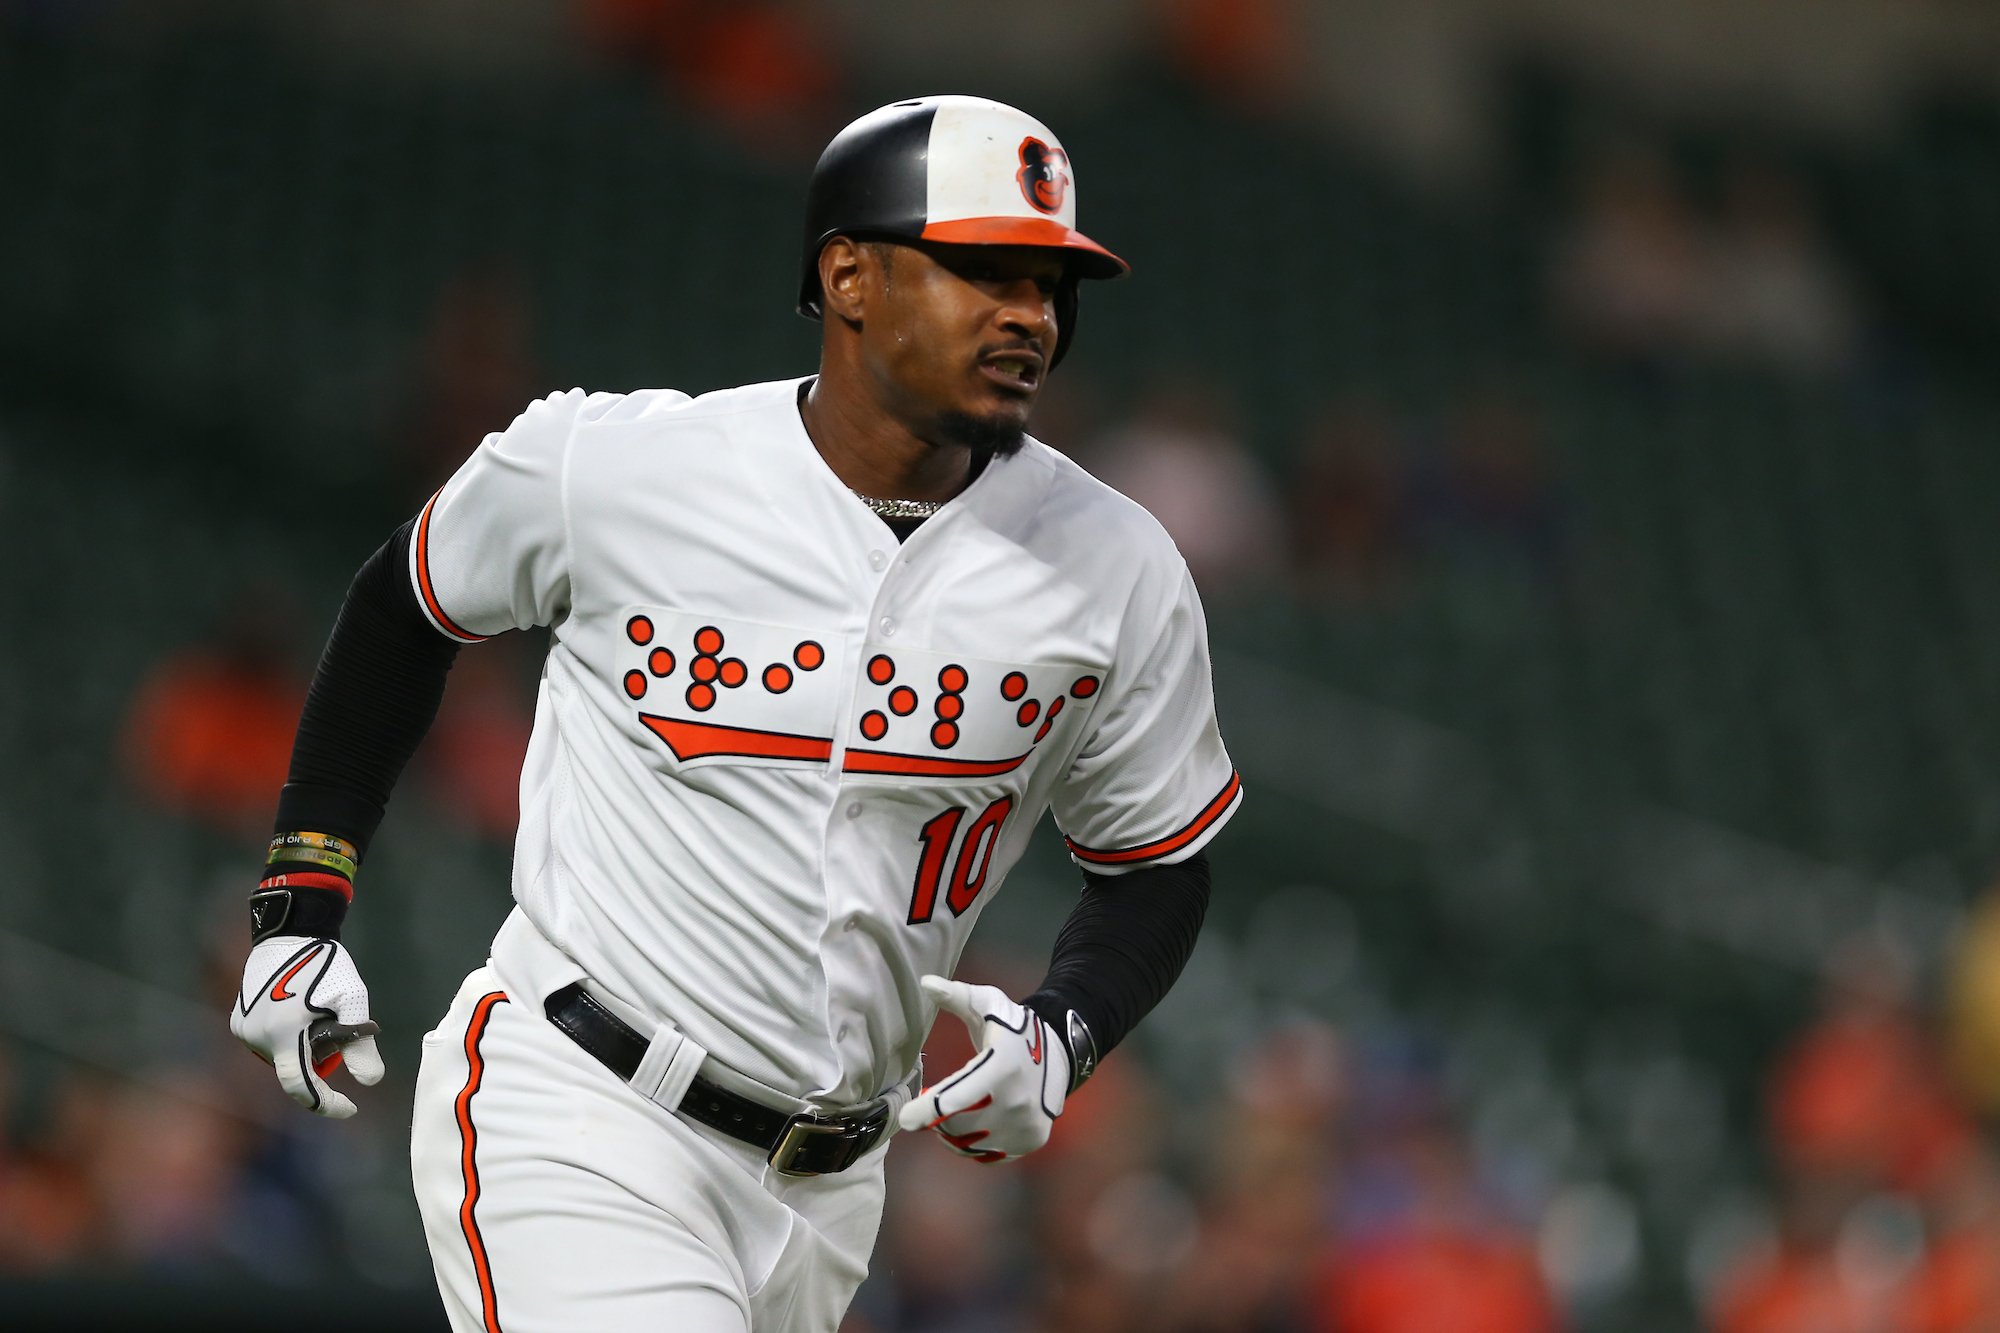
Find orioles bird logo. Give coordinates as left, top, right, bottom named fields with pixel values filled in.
left=1015, top=137, right=1070, bottom=215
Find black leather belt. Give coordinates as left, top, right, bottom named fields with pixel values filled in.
left=543, top=982, right=890, bottom=1178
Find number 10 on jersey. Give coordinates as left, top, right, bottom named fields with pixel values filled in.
left=907, top=796, right=1014, bottom=924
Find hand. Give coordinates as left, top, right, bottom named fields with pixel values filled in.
left=231, top=936, right=384, bottom=1118
left=897, top=975, right=1068, bottom=1162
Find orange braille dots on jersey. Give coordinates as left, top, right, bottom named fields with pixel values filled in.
left=691, top=657, right=719, bottom=684
left=1070, top=675, right=1100, bottom=698
left=860, top=711, right=889, bottom=741
left=649, top=648, right=675, bottom=677
left=794, top=641, right=824, bottom=670
left=1035, top=695, right=1065, bottom=741
left=623, top=671, right=647, bottom=700
left=626, top=616, right=654, bottom=646
left=1000, top=672, right=1028, bottom=701
left=933, top=665, right=968, bottom=733
left=694, top=627, right=724, bottom=656
left=763, top=664, right=793, bottom=693
left=1016, top=699, right=1040, bottom=727
left=718, top=659, right=748, bottom=688
left=889, top=686, right=918, bottom=716
left=686, top=683, right=717, bottom=711
left=867, top=655, right=895, bottom=685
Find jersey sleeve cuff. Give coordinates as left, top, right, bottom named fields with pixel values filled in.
left=1063, top=770, right=1242, bottom=874
left=409, top=488, right=492, bottom=644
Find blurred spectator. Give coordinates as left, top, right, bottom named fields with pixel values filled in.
left=1766, top=932, right=1977, bottom=1198
left=1156, top=1022, right=1345, bottom=1332
left=123, top=591, right=309, bottom=836
left=577, top=0, right=840, bottom=157
left=865, top=1135, right=1028, bottom=1333
left=1290, top=401, right=1410, bottom=608
left=1152, top=0, right=1304, bottom=116
left=397, top=265, right=542, bottom=495
left=1548, top=148, right=1708, bottom=367
left=1708, top=1173, right=1899, bottom=1333
left=89, top=1075, right=244, bottom=1267
left=1416, top=389, right=1568, bottom=586
left=419, top=635, right=539, bottom=841
left=0, top=1064, right=111, bottom=1270
left=1944, top=879, right=2000, bottom=1120
left=1552, top=147, right=1868, bottom=382
left=1700, top=162, right=1863, bottom=376
left=1313, top=1114, right=1560, bottom=1333
left=1085, top=384, right=1285, bottom=593
left=1898, top=1149, right=2000, bottom=1333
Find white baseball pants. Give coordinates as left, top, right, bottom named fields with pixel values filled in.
left=410, top=961, right=887, bottom=1332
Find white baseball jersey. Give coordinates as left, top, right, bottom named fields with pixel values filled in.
left=410, top=377, right=1240, bottom=1107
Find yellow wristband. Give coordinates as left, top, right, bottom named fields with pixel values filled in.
left=266, top=832, right=359, bottom=881
left=268, top=830, right=359, bottom=860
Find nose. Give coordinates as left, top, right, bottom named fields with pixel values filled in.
left=994, top=279, right=1055, bottom=345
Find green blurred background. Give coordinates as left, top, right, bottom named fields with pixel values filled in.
left=4, top=2, right=2000, bottom=1330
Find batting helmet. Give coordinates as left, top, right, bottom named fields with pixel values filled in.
left=797, top=95, right=1129, bottom=370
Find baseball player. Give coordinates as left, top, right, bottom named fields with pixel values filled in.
left=230, top=95, right=1240, bottom=1332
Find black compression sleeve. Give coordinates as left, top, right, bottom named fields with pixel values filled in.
left=1024, top=850, right=1212, bottom=1065
left=271, top=519, right=462, bottom=856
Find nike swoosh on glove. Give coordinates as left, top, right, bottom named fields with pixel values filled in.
left=897, top=974, right=1068, bottom=1163
left=231, top=937, right=384, bottom=1118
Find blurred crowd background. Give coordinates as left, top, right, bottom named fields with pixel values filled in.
left=4, top=1, right=2000, bottom=1330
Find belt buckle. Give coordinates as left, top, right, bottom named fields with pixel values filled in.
left=768, top=1113, right=850, bottom=1178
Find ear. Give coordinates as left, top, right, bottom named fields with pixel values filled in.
left=818, top=237, right=869, bottom=325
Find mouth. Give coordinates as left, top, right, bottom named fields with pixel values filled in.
left=978, top=348, right=1044, bottom=395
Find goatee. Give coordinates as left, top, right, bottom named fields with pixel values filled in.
left=935, top=409, right=1028, bottom=462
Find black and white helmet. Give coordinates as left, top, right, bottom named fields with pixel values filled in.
left=796, top=95, right=1129, bottom=368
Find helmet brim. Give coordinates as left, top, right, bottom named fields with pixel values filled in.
left=917, top=216, right=1129, bottom=280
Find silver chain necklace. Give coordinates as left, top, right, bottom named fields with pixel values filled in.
left=852, top=491, right=946, bottom=520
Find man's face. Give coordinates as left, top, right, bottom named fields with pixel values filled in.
left=857, top=241, right=1066, bottom=457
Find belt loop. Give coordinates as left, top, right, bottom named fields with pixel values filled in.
left=630, top=1020, right=708, bottom=1111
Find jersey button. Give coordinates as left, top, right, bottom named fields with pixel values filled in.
left=845, top=802, right=862, bottom=819
left=844, top=915, right=860, bottom=932
left=868, top=550, right=888, bottom=571
left=878, top=617, right=896, bottom=636
left=836, top=1026, right=850, bottom=1041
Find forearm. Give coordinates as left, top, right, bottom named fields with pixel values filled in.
left=260, top=519, right=461, bottom=910
left=1024, top=850, right=1211, bottom=1080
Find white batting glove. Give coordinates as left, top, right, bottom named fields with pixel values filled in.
left=898, top=975, right=1068, bottom=1163
left=231, top=937, right=384, bottom=1119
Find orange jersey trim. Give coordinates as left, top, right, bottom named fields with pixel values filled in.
left=842, top=747, right=1032, bottom=779
left=1066, top=770, right=1242, bottom=866
left=415, top=489, right=490, bottom=643
left=456, top=990, right=510, bottom=1333
left=639, top=716, right=834, bottom=764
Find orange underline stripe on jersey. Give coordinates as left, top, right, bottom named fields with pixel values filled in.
left=639, top=715, right=834, bottom=763
left=1066, top=770, right=1243, bottom=865
left=841, top=747, right=1031, bottom=778
left=416, top=489, right=490, bottom=643
left=456, top=991, right=510, bottom=1333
